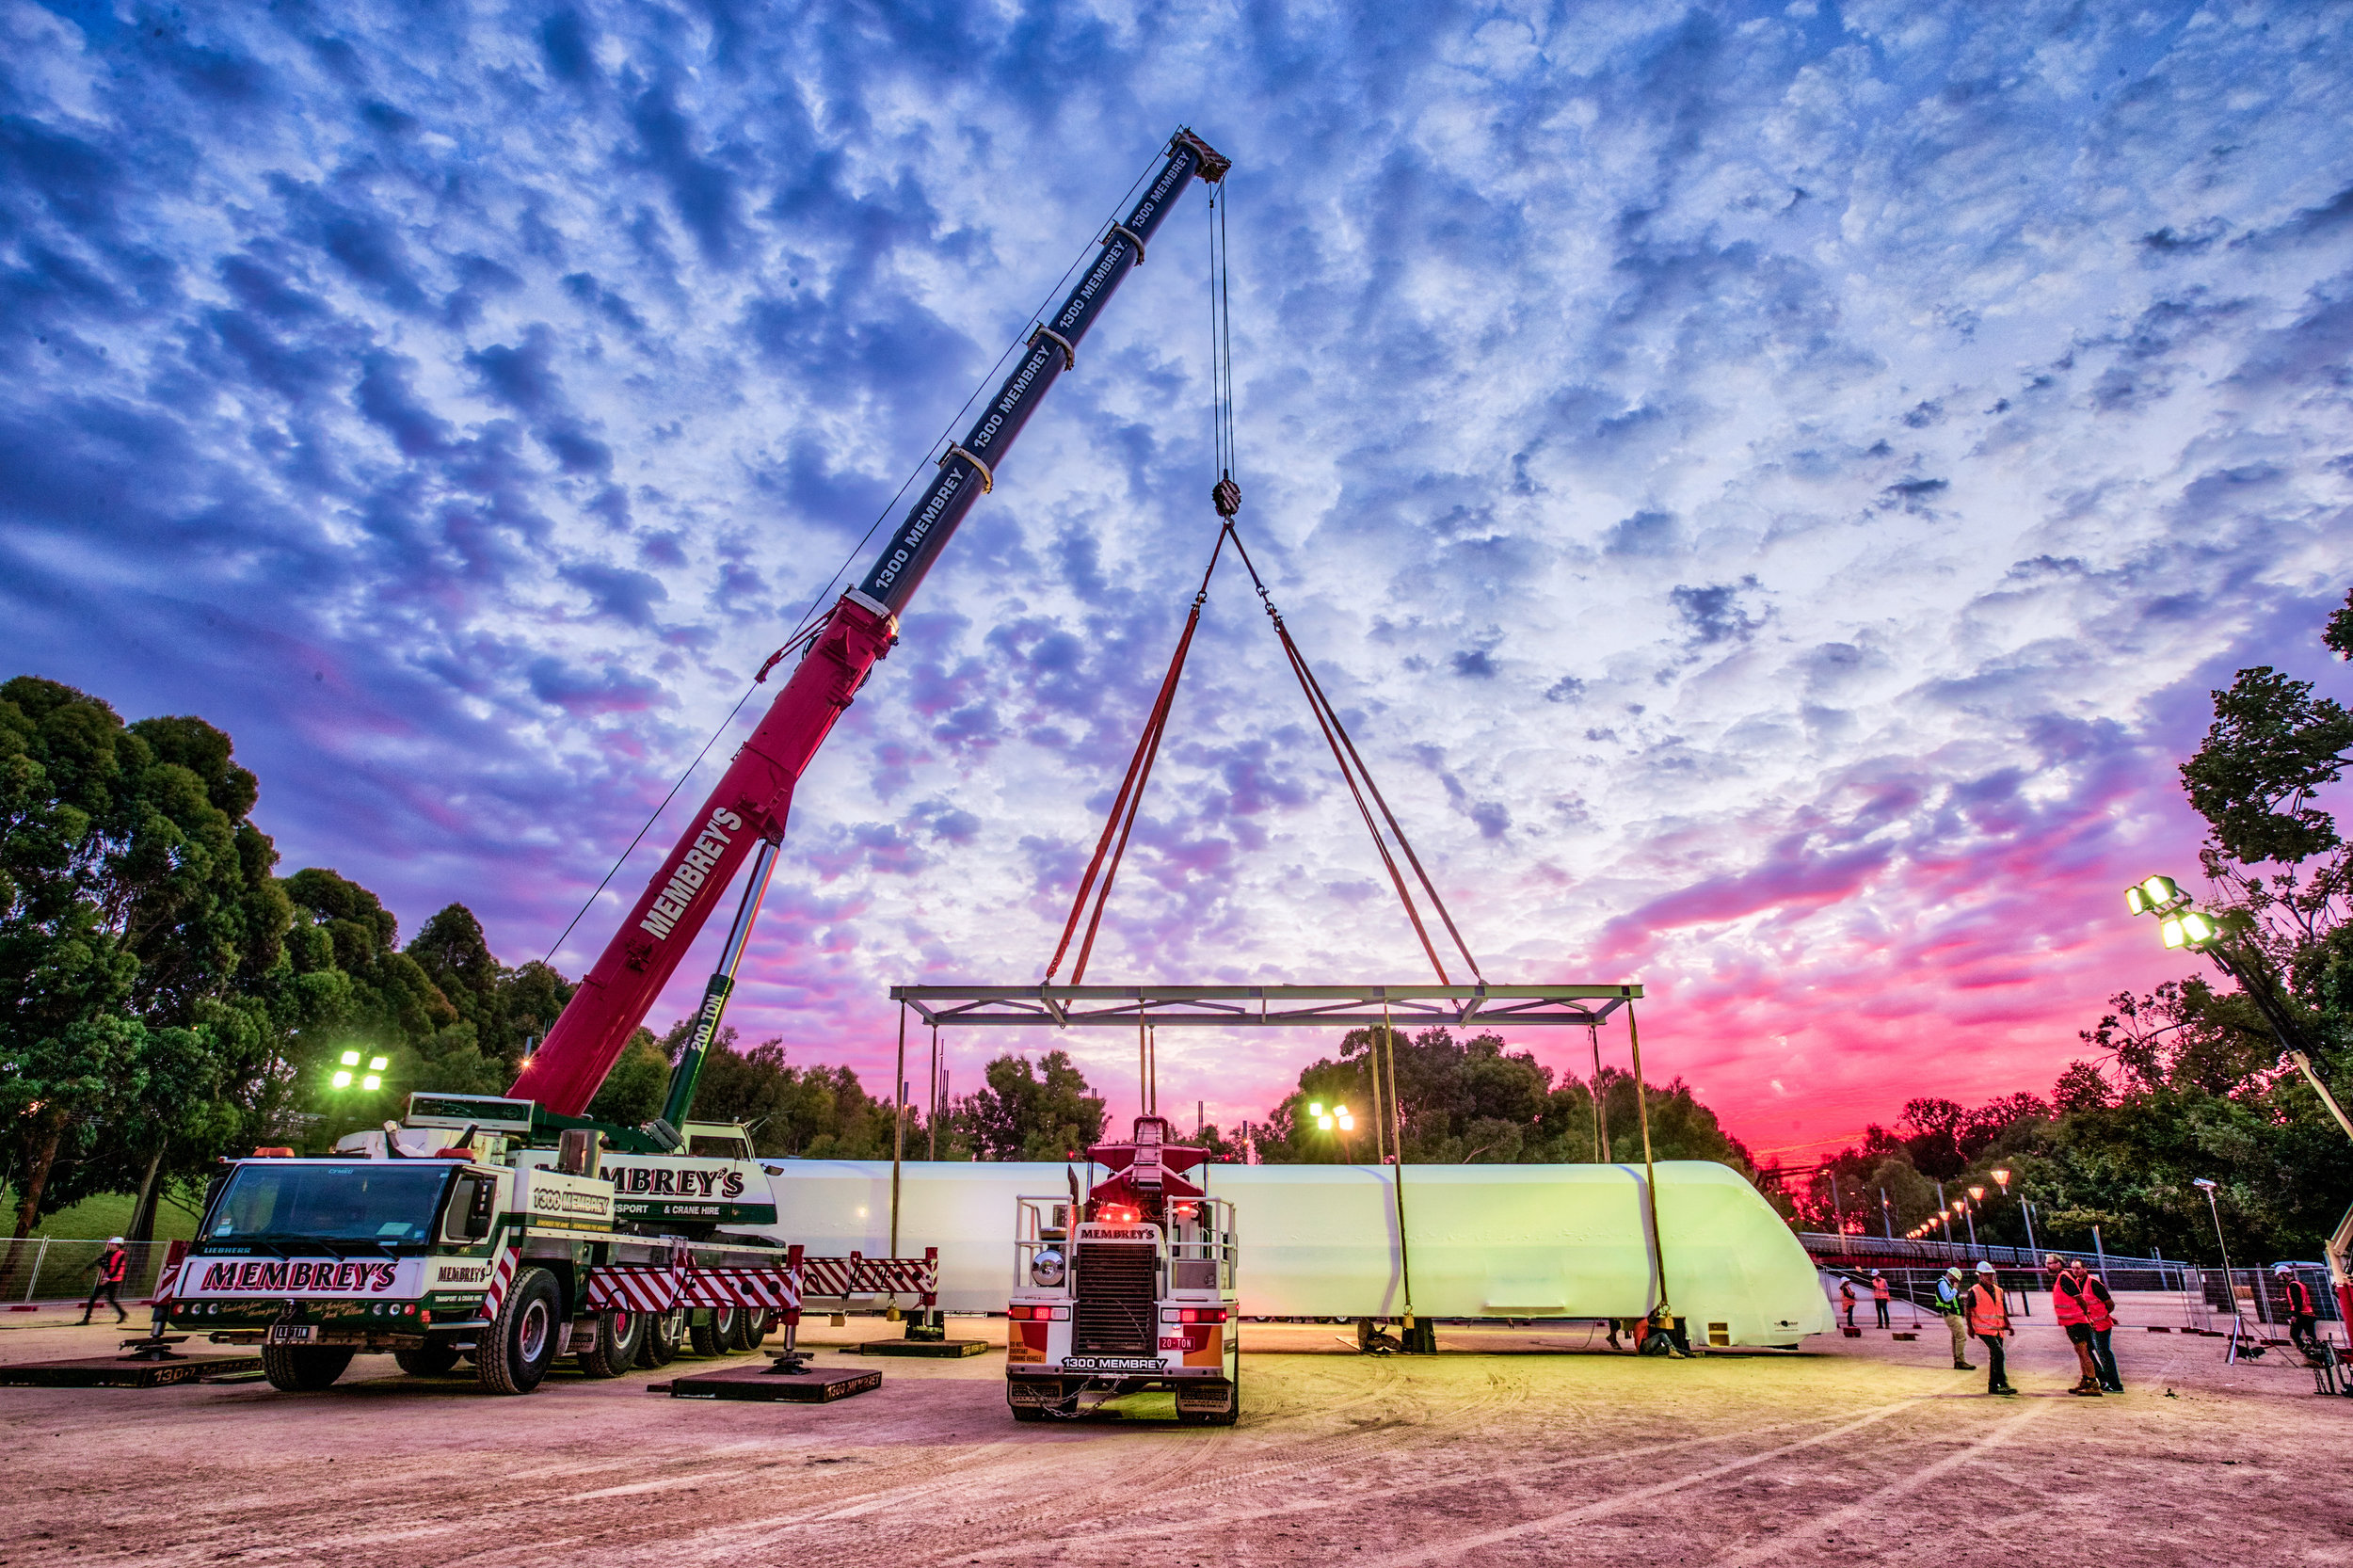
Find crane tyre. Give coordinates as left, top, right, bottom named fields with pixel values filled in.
left=260, top=1344, right=355, bottom=1392
left=577, top=1308, right=647, bottom=1378
left=476, top=1268, right=562, bottom=1395
left=394, top=1343, right=461, bottom=1377
left=691, top=1305, right=743, bottom=1356
left=731, top=1307, right=771, bottom=1351
left=641, top=1307, right=684, bottom=1368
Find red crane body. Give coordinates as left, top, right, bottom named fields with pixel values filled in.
left=512, top=130, right=1230, bottom=1117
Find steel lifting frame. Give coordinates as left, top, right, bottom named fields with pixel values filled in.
left=887, top=983, right=1641, bottom=1030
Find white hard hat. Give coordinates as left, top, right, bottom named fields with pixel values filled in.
left=1975, top=1260, right=1996, bottom=1273
left=2273, top=1263, right=2294, bottom=1274
left=107, top=1236, right=123, bottom=1245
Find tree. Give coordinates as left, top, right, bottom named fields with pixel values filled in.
left=1253, top=1025, right=1760, bottom=1177
left=962, top=1051, right=1105, bottom=1162
left=0, top=680, right=290, bottom=1235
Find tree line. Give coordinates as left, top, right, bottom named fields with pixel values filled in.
left=1800, top=587, right=2353, bottom=1262
left=1, top=673, right=1772, bottom=1242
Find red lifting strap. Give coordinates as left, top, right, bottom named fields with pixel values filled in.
left=1044, top=518, right=1483, bottom=988
left=1045, top=531, right=1226, bottom=983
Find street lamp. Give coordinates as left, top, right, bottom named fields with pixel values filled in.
left=2192, top=1176, right=2243, bottom=1336
left=330, top=1050, right=389, bottom=1092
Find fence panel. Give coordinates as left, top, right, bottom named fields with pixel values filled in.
left=0, top=1240, right=172, bottom=1305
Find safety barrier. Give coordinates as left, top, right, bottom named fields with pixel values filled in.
left=800, top=1248, right=940, bottom=1310
left=0, top=1239, right=177, bottom=1306
left=585, top=1247, right=808, bottom=1315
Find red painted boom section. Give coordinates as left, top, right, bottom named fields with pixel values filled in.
left=511, top=597, right=895, bottom=1115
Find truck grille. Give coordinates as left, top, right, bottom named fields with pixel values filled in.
left=1075, top=1242, right=1157, bottom=1355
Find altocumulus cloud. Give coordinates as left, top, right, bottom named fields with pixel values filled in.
left=3, top=0, right=2350, bottom=1149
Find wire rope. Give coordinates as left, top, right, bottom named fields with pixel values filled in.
left=541, top=143, right=1174, bottom=968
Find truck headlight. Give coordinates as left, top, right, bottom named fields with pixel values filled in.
left=1030, top=1248, right=1065, bottom=1288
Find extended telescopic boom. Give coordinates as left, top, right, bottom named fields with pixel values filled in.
left=513, top=130, right=1231, bottom=1117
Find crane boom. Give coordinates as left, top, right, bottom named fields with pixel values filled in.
left=512, top=129, right=1231, bottom=1117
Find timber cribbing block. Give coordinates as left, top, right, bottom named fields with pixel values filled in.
left=856, top=1338, right=990, bottom=1358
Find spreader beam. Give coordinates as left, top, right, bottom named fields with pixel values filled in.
left=888, top=983, right=1639, bottom=1030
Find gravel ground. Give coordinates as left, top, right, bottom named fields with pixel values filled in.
left=1, top=1307, right=2344, bottom=1566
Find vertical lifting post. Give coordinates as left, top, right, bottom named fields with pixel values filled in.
left=1626, top=1000, right=1674, bottom=1338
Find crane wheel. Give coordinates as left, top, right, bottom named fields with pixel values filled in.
left=260, top=1344, right=355, bottom=1392
left=476, top=1267, right=562, bottom=1395
left=577, top=1308, right=648, bottom=1378
left=689, top=1306, right=741, bottom=1356
left=640, top=1307, right=685, bottom=1368
left=394, top=1344, right=461, bottom=1377
left=732, top=1308, right=773, bottom=1351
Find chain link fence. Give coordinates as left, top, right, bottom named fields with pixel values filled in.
left=0, top=1239, right=176, bottom=1305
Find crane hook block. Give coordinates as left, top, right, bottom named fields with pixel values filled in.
left=1213, top=476, right=1241, bottom=518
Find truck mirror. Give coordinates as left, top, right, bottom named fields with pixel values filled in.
left=463, top=1177, right=495, bottom=1240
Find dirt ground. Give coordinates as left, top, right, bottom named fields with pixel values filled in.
left=2, top=1305, right=2345, bottom=1566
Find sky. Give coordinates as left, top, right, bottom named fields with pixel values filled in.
left=5, top=0, right=2351, bottom=1160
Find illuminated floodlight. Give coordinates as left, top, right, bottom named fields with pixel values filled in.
left=360, top=1074, right=382, bottom=1091
left=2141, top=874, right=2180, bottom=907
left=330, top=1070, right=353, bottom=1088
left=1315, top=1112, right=1335, bottom=1131
left=340, top=1049, right=361, bottom=1067
left=1309, top=1101, right=1324, bottom=1116
left=2178, top=911, right=2218, bottom=947
left=1335, top=1105, right=1355, bottom=1131
left=2161, top=916, right=2187, bottom=949
left=367, top=1055, right=389, bottom=1072
left=2125, top=886, right=2149, bottom=915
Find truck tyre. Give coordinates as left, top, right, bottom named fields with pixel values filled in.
left=394, top=1344, right=461, bottom=1377
left=260, top=1344, right=355, bottom=1392
left=641, top=1307, right=684, bottom=1368
left=577, top=1308, right=647, bottom=1378
left=690, top=1306, right=741, bottom=1356
left=731, top=1307, right=770, bottom=1351
left=476, top=1267, right=562, bottom=1395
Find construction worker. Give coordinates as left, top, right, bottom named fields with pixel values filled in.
left=79, top=1238, right=130, bottom=1325
left=1838, top=1276, right=1858, bottom=1328
left=2050, top=1256, right=2104, bottom=1396
left=2277, top=1264, right=2324, bottom=1361
left=2061, top=1261, right=2118, bottom=1393
left=1870, top=1271, right=1892, bottom=1329
left=1935, top=1266, right=1974, bottom=1369
left=1966, top=1260, right=2016, bottom=1395
left=2077, top=1261, right=2122, bottom=1392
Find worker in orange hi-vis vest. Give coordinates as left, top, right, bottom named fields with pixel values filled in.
left=79, top=1238, right=130, bottom=1325
left=2277, top=1264, right=2324, bottom=1362
left=1966, top=1261, right=2016, bottom=1396
left=2049, top=1255, right=2104, bottom=1396
left=1870, top=1271, right=1892, bottom=1329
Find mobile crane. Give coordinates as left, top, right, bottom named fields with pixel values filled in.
left=158, top=128, right=1232, bottom=1395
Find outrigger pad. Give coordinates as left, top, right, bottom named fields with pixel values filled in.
left=856, top=1339, right=988, bottom=1358
left=656, top=1363, right=882, bottom=1402
left=0, top=1353, right=263, bottom=1388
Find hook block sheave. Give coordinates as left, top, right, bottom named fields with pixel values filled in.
left=510, top=129, right=1229, bottom=1118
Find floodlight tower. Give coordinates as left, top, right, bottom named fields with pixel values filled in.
left=2121, top=874, right=2353, bottom=1138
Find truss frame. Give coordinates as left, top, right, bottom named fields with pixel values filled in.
left=888, top=983, right=1640, bottom=1030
